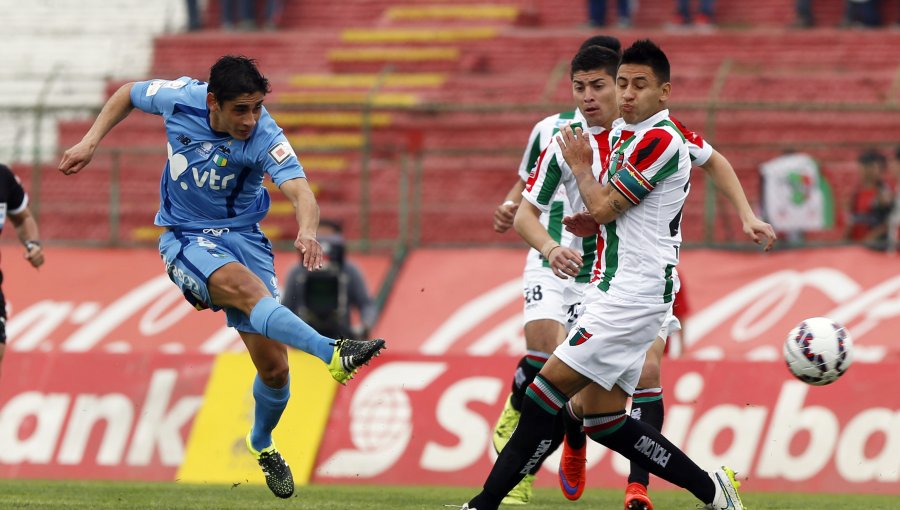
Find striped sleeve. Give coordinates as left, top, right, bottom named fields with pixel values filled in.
left=517, top=121, right=544, bottom=182
left=523, top=141, right=563, bottom=213
left=609, top=128, right=681, bottom=205
left=671, top=116, right=713, bottom=166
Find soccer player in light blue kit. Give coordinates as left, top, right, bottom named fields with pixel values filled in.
left=58, top=55, right=386, bottom=499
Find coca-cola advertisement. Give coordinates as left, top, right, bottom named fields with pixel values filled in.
left=374, top=246, right=900, bottom=361
left=3, top=247, right=390, bottom=354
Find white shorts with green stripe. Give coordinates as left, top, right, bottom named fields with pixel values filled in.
left=554, top=285, right=672, bottom=396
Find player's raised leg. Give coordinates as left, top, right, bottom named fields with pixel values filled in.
left=208, top=262, right=385, bottom=383
left=240, top=331, right=294, bottom=498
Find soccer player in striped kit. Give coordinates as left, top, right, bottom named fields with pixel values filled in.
left=462, top=39, right=771, bottom=510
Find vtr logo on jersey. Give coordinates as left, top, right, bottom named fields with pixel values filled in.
left=191, top=167, right=234, bottom=190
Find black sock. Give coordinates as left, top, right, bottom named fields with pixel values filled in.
left=469, top=374, right=567, bottom=510
left=585, top=411, right=715, bottom=504
left=628, top=388, right=664, bottom=486
left=564, top=401, right=587, bottom=449
left=508, top=352, right=548, bottom=411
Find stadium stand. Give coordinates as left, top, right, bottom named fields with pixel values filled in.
left=8, top=0, right=900, bottom=247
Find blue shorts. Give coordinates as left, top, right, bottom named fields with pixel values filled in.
left=159, top=225, right=279, bottom=333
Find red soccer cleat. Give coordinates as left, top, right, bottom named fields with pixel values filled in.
left=558, top=441, right=586, bottom=501
left=624, top=482, right=654, bottom=510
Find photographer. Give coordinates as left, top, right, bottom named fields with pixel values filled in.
left=281, top=219, right=377, bottom=339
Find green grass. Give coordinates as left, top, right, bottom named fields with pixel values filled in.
left=0, top=480, right=897, bottom=509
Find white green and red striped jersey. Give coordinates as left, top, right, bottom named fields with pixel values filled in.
left=522, top=123, right=611, bottom=283
left=613, top=115, right=715, bottom=167
left=517, top=110, right=585, bottom=272
left=596, top=109, right=691, bottom=303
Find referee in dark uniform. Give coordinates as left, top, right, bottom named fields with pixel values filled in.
left=0, top=163, right=44, bottom=378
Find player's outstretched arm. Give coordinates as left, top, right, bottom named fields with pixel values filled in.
left=58, top=82, right=136, bottom=176
left=280, top=177, right=323, bottom=271
left=514, top=200, right=582, bottom=280
left=701, top=150, right=776, bottom=251
left=493, top=179, right=524, bottom=233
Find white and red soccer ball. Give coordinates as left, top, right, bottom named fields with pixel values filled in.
left=783, top=317, right=853, bottom=386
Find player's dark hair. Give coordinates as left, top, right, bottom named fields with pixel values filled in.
left=578, top=35, right=622, bottom=55
left=570, top=45, right=620, bottom=79
left=208, top=55, right=271, bottom=104
left=621, top=39, right=670, bottom=84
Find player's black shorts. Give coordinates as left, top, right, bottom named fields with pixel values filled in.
left=0, top=268, right=6, bottom=344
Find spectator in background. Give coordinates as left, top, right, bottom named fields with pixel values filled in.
left=887, top=146, right=900, bottom=252
left=282, top=219, right=378, bottom=340
left=186, top=0, right=202, bottom=31
left=674, top=0, right=715, bottom=27
left=793, top=0, right=815, bottom=27
left=842, top=0, right=881, bottom=27
left=587, top=0, right=634, bottom=28
left=222, top=0, right=280, bottom=31
left=848, top=149, right=893, bottom=246
left=0, top=163, right=45, bottom=380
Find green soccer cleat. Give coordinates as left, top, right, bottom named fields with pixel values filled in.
left=246, top=433, right=294, bottom=499
left=328, top=338, right=386, bottom=384
left=501, top=474, right=535, bottom=505
left=492, top=394, right=521, bottom=454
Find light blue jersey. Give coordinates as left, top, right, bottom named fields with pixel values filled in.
left=130, top=77, right=304, bottom=229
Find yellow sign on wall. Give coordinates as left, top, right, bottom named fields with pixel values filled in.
left=178, top=352, right=337, bottom=486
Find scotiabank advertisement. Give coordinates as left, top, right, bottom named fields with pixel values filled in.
left=0, top=352, right=212, bottom=480
left=314, top=355, right=900, bottom=494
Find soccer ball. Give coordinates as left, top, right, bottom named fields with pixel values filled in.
left=783, top=317, right=853, bottom=386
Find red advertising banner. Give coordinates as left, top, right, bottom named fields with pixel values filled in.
left=375, top=247, right=900, bottom=361
left=313, top=354, right=900, bottom=494
left=3, top=247, right=390, bottom=354
left=0, top=352, right=213, bottom=480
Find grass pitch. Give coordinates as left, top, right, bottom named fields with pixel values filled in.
left=0, top=480, right=897, bottom=509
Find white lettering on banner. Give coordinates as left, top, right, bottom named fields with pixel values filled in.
left=421, top=377, right=502, bottom=471
left=687, top=269, right=859, bottom=346
left=316, top=362, right=446, bottom=478
left=126, top=370, right=203, bottom=466
left=0, top=370, right=202, bottom=468
left=686, top=402, right=767, bottom=472
left=467, top=314, right=526, bottom=356
left=61, top=276, right=177, bottom=352
left=686, top=269, right=900, bottom=361
left=7, top=301, right=75, bottom=351
left=58, top=394, right=133, bottom=465
left=0, top=393, right=69, bottom=463
left=758, top=382, right=838, bottom=480
left=836, top=409, right=900, bottom=482
left=421, top=278, right=522, bottom=355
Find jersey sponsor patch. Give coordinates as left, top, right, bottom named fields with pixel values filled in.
left=268, top=141, right=296, bottom=165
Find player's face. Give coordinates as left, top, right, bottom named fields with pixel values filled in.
left=616, top=64, right=670, bottom=125
left=208, top=92, right=265, bottom=140
left=571, top=69, right=617, bottom=129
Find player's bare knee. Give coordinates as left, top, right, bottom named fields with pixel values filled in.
left=258, top=364, right=290, bottom=388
